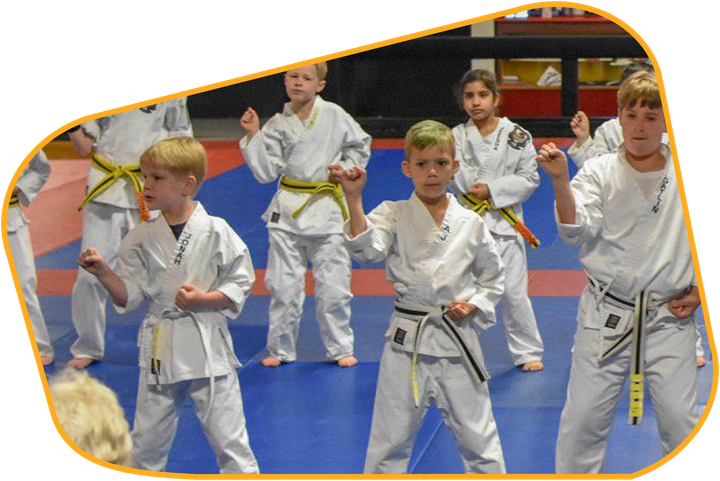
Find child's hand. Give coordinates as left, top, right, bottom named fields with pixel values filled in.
left=447, top=300, right=477, bottom=323
left=175, top=284, right=204, bottom=311
left=536, top=143, right=569, bottom=181
left=77, top=248, right=108, bottom=276
left=469, top=182, right=490, bottom=200
left=570, top=111, right=590, bottom=143
left=239, top=107, right=260, bottom=137
left=328, top=164, right=344, bottom=183
left=338, top=166, right=367, bottom=197
left=669, top=286, right=701, bottom=319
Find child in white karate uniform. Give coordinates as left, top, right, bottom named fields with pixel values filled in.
left=8, top=150, right=53, bottom=365
left=451, top=69, right=544, bottom=372
left=568, top=63, right=703, bottom=366
left=240, top=62, right=371, bottom=367
left=67, top=100, right=193, bottom=369
left=339, top=120, right=506, bottom=474
left=538, top=72, right=700, bottom=473
left=77, top=137, right=259, bottom=474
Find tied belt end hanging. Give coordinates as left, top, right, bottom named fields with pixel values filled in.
left=78, top=154, right=150, bottom=222
left=460, top=194, right=540, bottom=248
left=596, top=287, right=650, bottom=426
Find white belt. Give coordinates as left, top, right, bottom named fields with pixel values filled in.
left=147, top=304, right=215, bottom=424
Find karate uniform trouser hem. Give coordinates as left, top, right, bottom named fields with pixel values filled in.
left=265, top=229, right=353, bottom=362
left=364, top=342, right=506, bottom=474
left=495, top=235, right=544, bottom=365
left=131, top=370, right=259, bottom=474
left=8, top=227, right=53, bottom=357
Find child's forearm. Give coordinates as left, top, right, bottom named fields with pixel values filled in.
left=552, top=178, right=577, bottom=225
left=345, top=193, right=367, bottom=237
left=199, top=291, right=235, bottom=310
left=96, top=268, right=129, bottom=308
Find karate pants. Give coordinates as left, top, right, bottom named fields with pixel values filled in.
left=364, top=342, right=506, bottom=474
left=8, top=224, right=53, bottom=358
left=495, top=234, right=544, bottom=365
left=71, top=203, right=138, bottom=360
left=131, top=370, right=259, bottom=474
left=555, top=291, right=699, bottom=474
left=265, top=229, right=353, bottom=362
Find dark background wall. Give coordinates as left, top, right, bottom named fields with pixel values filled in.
left=186, top=26, right=473, bottom=133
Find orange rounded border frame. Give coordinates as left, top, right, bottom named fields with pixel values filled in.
left=0, top=1, right=718, bottom=480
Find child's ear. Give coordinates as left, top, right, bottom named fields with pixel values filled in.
left=401, top=160, right=412, bottom=178
left=183, top=175, right=198, bottom=195
left=452, top=159, right=460, bottom=175
left=316, top=80, right=326, bottom=94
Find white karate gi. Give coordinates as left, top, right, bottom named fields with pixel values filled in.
left=8, top=150, right=52, bottom=357
left=71, top=99, right=193, bottom=361
left=567, top=119, right=702, bottom=357
left=114, top=202, right=258, bottom=474
left=452, top=118, right=544, bottom=366
left=568, top=118, right=670, bottom=168
left=240, top=95, right=371, bottom=362
left=346, top=193, right=506, bottom=474
left=554, top=145, right=699, bottom=474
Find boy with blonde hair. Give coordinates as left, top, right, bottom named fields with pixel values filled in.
left=240, top=62, right=371, bottom=367
left=338, top=120, right=506, bottom=474
left=538, top=72, right=700, bottom=473
left=77, top=136, right=259, bottom=473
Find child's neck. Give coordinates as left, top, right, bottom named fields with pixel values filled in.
left=625, top=147, right=666, bottom=173
left=417, top=192, right=450, bottom=228
left=290, top=96, right=317, bottom=121
left=163, top=199, right=196, bottom=226
left=472, top=116, right=500, bottom=136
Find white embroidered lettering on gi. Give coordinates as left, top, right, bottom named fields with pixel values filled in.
left=174, top=232, right=193, bottom=265
left=651, top=176, right=669, bottom=214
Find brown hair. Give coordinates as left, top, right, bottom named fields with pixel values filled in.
left=454, top=69, right=499, bottom=109
left=618, top=71, right=662, bottom=110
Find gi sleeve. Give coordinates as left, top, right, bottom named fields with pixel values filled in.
left=486, top=127, right=540, bottom=209
left=467, top=220, right=505, bottom=330
left=114, top=229, right=150, bottom=313
left=344, top=200, right=397, bottom=264
left=556, top=159, right=605, bottom=245
left=567, top=120, right=614, bottom=168
left=239, top=115, right=285, bottom=184
left=450, top=125, right=477, bottom=195
left=338, top=111, right=372, bottom=168
left=15, top=150, right=51, bottom=206
left=80, top=116, right=106, bottom=143
left=164, top=98, right=193, bottom=137
left=212, top=222, right=256, bottom=319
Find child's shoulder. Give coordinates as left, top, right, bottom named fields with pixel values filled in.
left=501, top=118, right=533, bottom=148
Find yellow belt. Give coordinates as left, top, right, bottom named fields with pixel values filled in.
left=279, top=175, right=348, bottom=221
left=78, top=154, right=150, bottom=221
left=460, top=193, right=540, bottom=248
left=9, top=195, right=19, bottom=208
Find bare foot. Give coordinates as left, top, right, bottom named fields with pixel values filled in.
left=521, top=361, right=544, bottom=372
left=697, top=356, right=706, bottom=368
left=337, top=355, right=358, bottom=368
left=68, top=357, right=95, bottom=370
left=40, top=356, right=54, bottom=366
left=262, top=356, right=282, bottom=368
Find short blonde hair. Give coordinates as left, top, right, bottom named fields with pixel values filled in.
left=618, top=71, right=662, bottom=110
left=404, top=120, right=455, bottom=159
left=50, top=370, right=132, bottom=467
left=315, top=62, right=328, bottom=81
left=140, top=136, right=207, bottom=189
